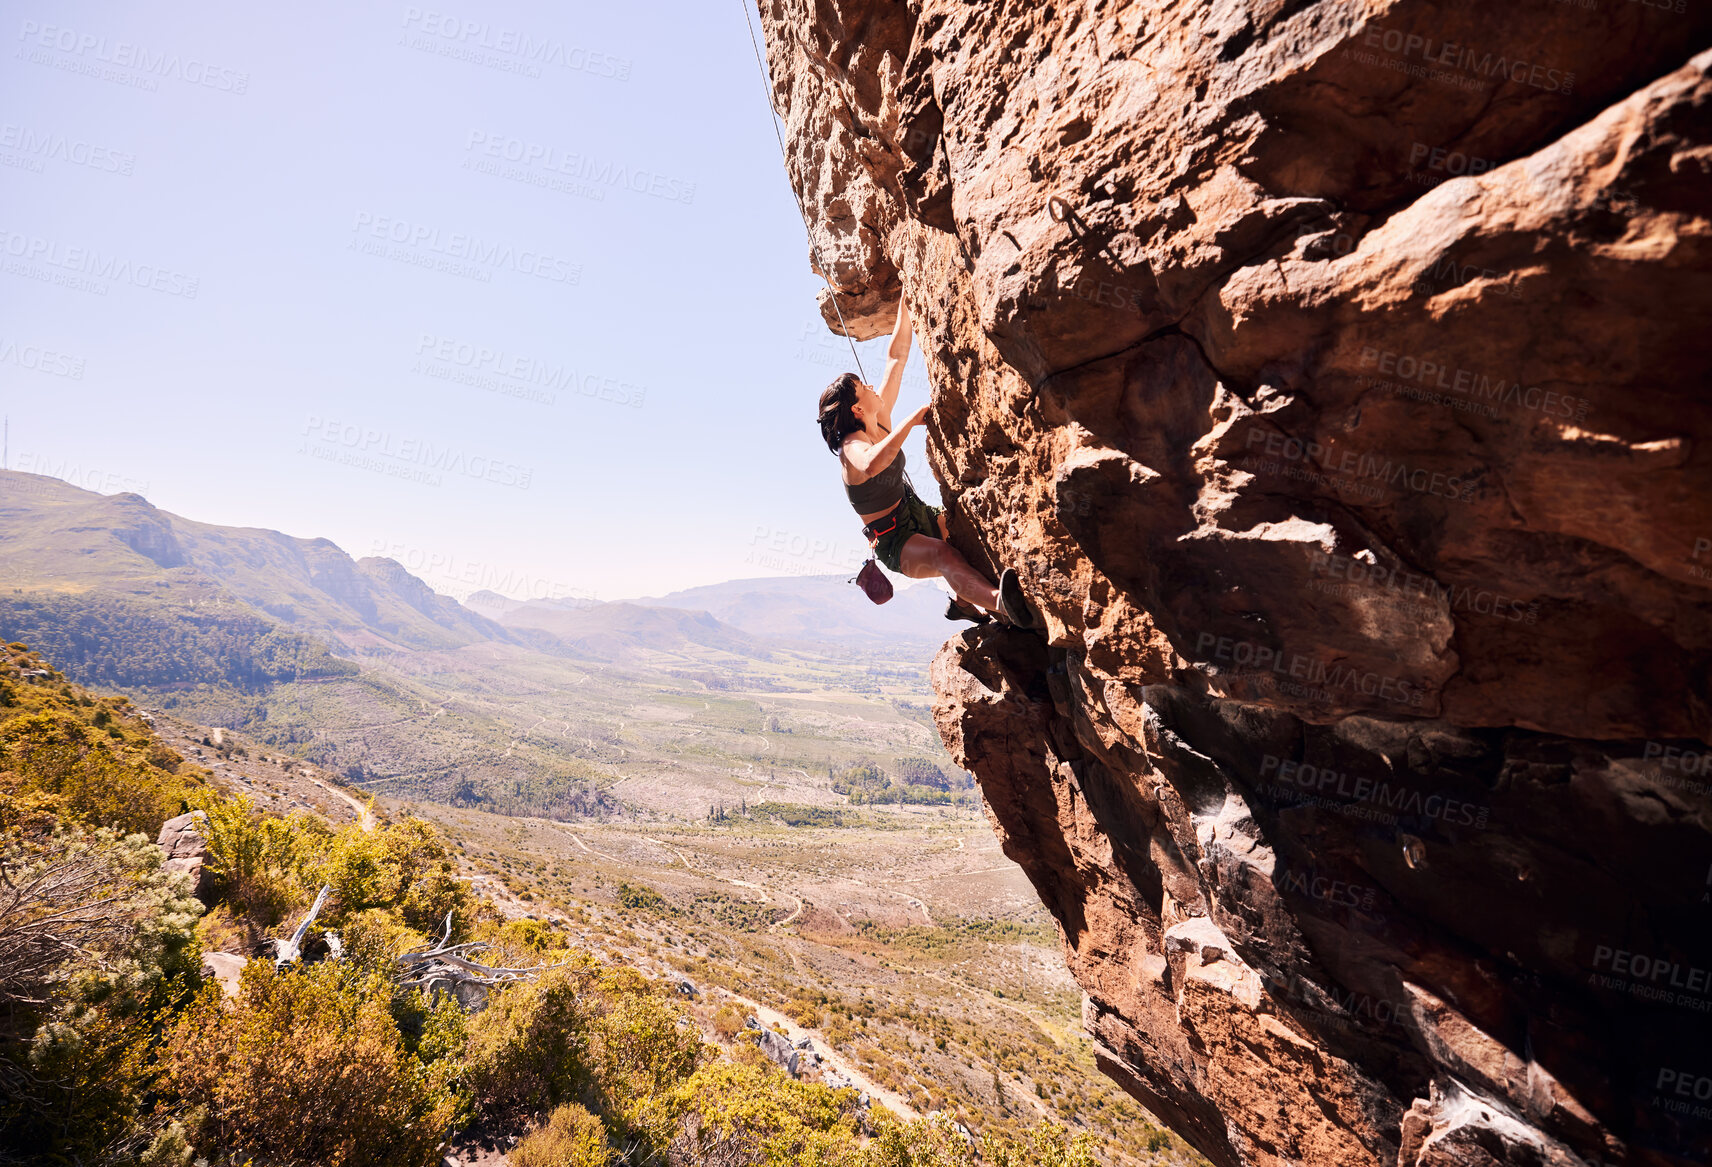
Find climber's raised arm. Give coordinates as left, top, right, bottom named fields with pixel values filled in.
left=879, top=299, right=913, bottom=413
left=844, top=402, right=928, bottom=477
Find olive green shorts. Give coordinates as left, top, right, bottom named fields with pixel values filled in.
left=866, top=487, right=945, bottom=572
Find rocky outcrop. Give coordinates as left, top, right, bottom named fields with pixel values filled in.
left=758, top=3, right=1712, bottom=1165
left=755, top=1023, right=804, bottom=1077
left=157, top=810, right=210, bottom=899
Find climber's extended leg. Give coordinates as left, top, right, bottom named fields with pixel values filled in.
left=897, top=534, right=999, bottom=613
left=931, top=513, right=989, bottom=622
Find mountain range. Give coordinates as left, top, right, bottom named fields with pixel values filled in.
left=0, top=469, right=954, bottom=671
left=0, top=469, right=962, bottom=818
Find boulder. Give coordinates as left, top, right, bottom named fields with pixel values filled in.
left=156, top=810, right=209, bottom=899
left=201, top=951, right=246, bottom=998
left=756, top=1027, right=801, bottom=1077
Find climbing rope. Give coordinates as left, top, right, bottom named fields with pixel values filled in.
left=738, top=0, right=868, bottom=382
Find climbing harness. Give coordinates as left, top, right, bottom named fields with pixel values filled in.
left=738, top=0, right=868, bottom=382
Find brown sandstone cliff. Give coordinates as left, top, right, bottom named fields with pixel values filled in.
left=758, top=2, right=1712, bottom=1165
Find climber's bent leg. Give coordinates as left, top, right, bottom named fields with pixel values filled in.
left=897, top=534, right=999, bottom=613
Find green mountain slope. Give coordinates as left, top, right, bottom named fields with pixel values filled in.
left=0, top=470, right=509, bottom=653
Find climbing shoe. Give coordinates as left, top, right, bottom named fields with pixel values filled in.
left=997, top=568, right=1036, bottom=629
left=945, top=598, right=991, bottom=624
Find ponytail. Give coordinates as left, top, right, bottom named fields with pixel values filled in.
left=816, top=372, right=862, bottom=454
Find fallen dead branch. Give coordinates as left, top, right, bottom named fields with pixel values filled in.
left=393, top=910, right=559, bottom=1006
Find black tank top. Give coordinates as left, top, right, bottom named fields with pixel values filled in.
left=844, top=449, right=907, bottom=514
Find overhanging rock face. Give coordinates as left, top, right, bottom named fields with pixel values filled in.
left=758, top=2, right=1712, bottom=1164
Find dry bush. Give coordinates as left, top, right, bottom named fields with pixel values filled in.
left=466, top=960, right=705, bottom=1159
left=193, top=796, right=474, bottom=939
left=979, top=1120, right=1101, bottom=1167
left=666, top=1059, right=858, bottom=1167
left=190, top=794, right=305, bottom=927
left=712, top=1002, right=749, bottom=1041
left=162, top=961, right=462, bottom=1167
left=0, top=828, right=198, bottom=1021
left=861, top=1110, right=976, bottom=1167
left=338, top=906, right=431, bottom=969
left=512, top=1102, right=612, bottom=1167
left=464, top=962, right=594, bottom=1120
left=785, top=998, right=825, bottom=1028
left=2, top=712, right=184, bottom=836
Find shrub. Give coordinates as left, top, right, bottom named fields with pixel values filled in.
left=490, top=916, right=564, bottom=958
left=980, top=1120, right=1100, bottom=1167
left=616, top=881, right=668, bottom=914
left=464, top=963, right=594, bottom=1120
left=192, top=797, right=473, bottom=940
left=191, top=794, right=306, bottom=927
left=863, top=1110, right=975, bottom=1167
left=310, top=823, right=395, bottom=913
left=785, top=999, right=825, bottom=1028
left=466, top=960, right=705, bottom=1159
left=712, top=1002, right=749, bottom=1041
left=581, top=969, right=704, bottom=1150
left=894, top=758, right=953, bottom=789
left=162, top=961, right=462, bottom=1167
left=668, top=1060, right=858, bottom=1167
left=0, top=827, right=201, bottom=1025
left=1, top=712, right=183, bottom=836
left=513, top=1103, right=612, bottom=1167
left=339, top=906, right=431, bottom=970
left=0, top=824, right=204, bottom=1158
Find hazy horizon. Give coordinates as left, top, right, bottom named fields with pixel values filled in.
left=0, top=1, right=940, bottom=604
left=0, top=462, right=953, bottom=610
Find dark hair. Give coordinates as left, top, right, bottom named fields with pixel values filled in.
left=817, top=372, right=862, bottom=454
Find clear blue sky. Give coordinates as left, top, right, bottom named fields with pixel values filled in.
left=0, top=0, right=937, bottom=602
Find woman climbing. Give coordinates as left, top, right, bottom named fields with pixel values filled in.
left=816, top=300, right=1034, bottom=628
